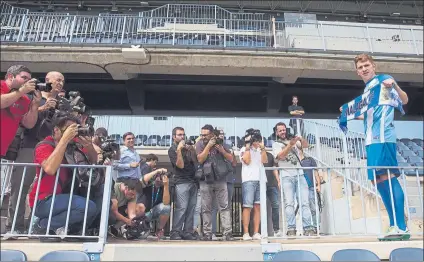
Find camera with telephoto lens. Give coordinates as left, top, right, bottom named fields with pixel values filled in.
left=34, top=80, right=53, bottom=92
left=100, top=138, right=120, bottom=164
left=77, top=125, right=94, bottom=137
left=212, top=128, right=223, bottom=145
left=185, top=138, right=195, bottom=146
left=154, top=170, right=173, bottom=181
left=244, top=128, right=262, bottom=144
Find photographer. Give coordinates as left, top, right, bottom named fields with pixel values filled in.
left=239, top=129, right=268, bottom=241
left=195, top=125, right=234, bottom=241
left=168, top=127, right=198, bottom=241
left=27, top=112, right=97, bottom=238
left=5, top=71, right=64, bottom=236
left=140, top=168, right=171, bottom=241
left=272, top=122, right=314, bottom=237
left=210, top=128, right=236, bottom=240
left=1, top=65, right=40, bottom=158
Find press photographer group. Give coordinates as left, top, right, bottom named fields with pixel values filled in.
left=0, top=64, right=325, bottom=242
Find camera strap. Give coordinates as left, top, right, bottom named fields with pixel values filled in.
left=33, top=140, right=65, bottom=191
left=151, top=185, right=161, bottom=206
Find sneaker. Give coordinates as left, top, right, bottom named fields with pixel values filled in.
left=156, top=229, right=165, bottom=240
left=211, top=234, right=218, bottom=241
left=252, top=233, right=261, bottom=240
left=3, top=229, right=23, bottom=240
left=192, top=231, right=201, bottom=240
left=55, top=227, right=67, bottom=238
left=303, top=228, right=316, bottom=236
left=286, top=229, right=296, bottom=237
left=182, top=232, right=195, bottom=240
left=170, top=232, right=182, bottom=240
left=242, top=233, right=252, bottom=241
left=273, top=230, right=284, bottom=237
left=201, top=233, right=212, bottom=241
left=223, top=233, right=235, bottom=241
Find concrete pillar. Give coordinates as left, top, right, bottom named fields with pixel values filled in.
left=125, top=79, right=145, bottom=114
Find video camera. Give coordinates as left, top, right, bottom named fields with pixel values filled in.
left=244, top=128, right=262, bottom=144
left=184, top=138, right=196, bottom=146
left=57, top=91, right=86, bottom=115
left=99, top=138, right=120, bottom=164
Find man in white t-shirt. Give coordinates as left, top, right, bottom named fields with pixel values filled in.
left=239, top=129, right=268, bottom=241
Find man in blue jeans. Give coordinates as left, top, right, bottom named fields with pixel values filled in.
left=27, top=113, right=97, bottom=239
left=272, top=122, right=314, bottom=237
left=168, top=127, right=198, bottom=240
left=264, top=151, right=283, bottom=237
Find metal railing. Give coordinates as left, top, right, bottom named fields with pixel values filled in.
left=0, top=11, right=422, bottom=55
left=259, top=165, right=423, bottom=243
left=0, top=162, right=112, bottom=253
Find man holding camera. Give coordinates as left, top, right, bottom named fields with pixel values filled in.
left=27, top=112, right=98, bottom=238
left=239, top=129, right=268, bottom=241
left=195, top=125, right=234, bottom=241
left=1, top=65, right=42, bottom=236
left=272, top=122, right=314, bottom=237
left=211, top=128, right=236, bottom=240
left=168, top=127, right=198, bottom=240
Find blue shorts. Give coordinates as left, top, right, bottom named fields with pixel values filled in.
left=242, top=181, right=260, bottom=208
left=366, top=143, right=400, bottom=181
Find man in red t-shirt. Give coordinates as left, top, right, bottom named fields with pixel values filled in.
left=28, top=112, right=97, bottom=237
left=0, top=65, right=41, bottom=157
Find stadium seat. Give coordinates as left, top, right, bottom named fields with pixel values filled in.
left=396, top=156, right=406, bottom=163
left=416, top=150, right=423, bottom=158
left=401, top=150, right=416, bottom=158
left=389, top=247, right=423, bottom=261
left=400, top=138, right=411, bottom=144
left=408, top=156, right=423, bottom=165
left=39, top=250, right=90, bottom=261
left=411, top=139, right=423, bottom=147
left=331, top=249, right=380, bottom=261
left=0, top=249, right=27, bottom=261
left=272, top=250, right=321, bottom=261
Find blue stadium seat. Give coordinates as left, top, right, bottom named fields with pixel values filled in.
left=411, top=139, right=423, bottom=147
left=389, top=247, right=423, bottom=261
left=400, top=138, right=411, bottom=144
left=408, top=156, right=423, bottom=165
left=272, top=250, right=321, bottom=261
left=331, top=249, right=380, bottom=261
left=416, top=150, right=423, bottom=158
left=39, top=250, right=90, bottom=261
left=401, top=150, right=416, bottom=158
left=396, top=156, right=406, bottom=163
left=1, top=249, right=27, bottom=261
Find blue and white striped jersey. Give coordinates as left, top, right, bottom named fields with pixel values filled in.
left=363, top=74, right=399, bottom=146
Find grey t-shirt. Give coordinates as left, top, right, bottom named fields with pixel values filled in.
left=272, top=140, right=301, bottom=177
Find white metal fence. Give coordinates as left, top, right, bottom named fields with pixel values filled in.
left=0, top=9, right=422, bottom=55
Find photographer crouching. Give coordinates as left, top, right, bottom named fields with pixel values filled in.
left=239, top=129, right=268, bottom=241
left=195, top=125, right=235, bottom=241
left=27, top=112, right=98, bottom=240
left=4, top=69, right=62, bottom=237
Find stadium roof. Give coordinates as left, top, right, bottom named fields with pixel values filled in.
left=6, top=1, right=423, bottom=19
